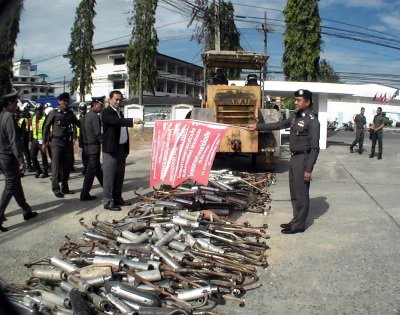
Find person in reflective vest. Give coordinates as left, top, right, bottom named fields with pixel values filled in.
left=29, top=103, right=49, bottom=178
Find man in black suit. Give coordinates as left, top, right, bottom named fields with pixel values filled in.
left=101, top=90, right=143, bottom=211
left=80, top=96, right=104, bottom=201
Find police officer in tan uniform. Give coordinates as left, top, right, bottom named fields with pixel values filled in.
left=43, top=93, right=80, bottom=198
left=248, top=89, right=320, bottom=234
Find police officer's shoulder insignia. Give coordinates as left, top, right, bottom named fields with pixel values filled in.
left=302, top=112, right=305, bottom=117
left=309, top=114, right=315, bottom=120
left=298, top=120, right=305, bottom=127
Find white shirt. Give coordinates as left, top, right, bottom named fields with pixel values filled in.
left=109, top=105, right=128, bottom=144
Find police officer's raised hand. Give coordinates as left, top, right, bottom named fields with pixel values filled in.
left=246, top=124, right=257, bottom=131
left=304, top=171, right=312, bottom=182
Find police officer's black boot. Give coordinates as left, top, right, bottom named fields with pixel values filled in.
left=35, top=169, right=42, bottom=178
left=40, top=171, right=49, bottom=178
left=349, top=146, right=354, bottom=153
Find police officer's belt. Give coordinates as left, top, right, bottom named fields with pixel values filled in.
left=291, top=149, right=311, bottom=156
left=53, top=135, right=68, bottom=141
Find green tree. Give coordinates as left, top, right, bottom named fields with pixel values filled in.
left=126, top=0, right=158, bottom=103
left=319, top=59, right=340, bottom=83
left=68, top=0, right=97, bottom=101
left=282, top=0, right=322, bottom=82
left=189, top=1, right=242, bottom=79
left=284, top=97, right=295, bottom=110
left=0, top=0, right=23, bottom=97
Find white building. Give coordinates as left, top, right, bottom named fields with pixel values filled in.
left=231, top=80, right=400, bottom=150
left=82, top=45, right=203, bottom=101
left=12, top=59, right=55, bottom=101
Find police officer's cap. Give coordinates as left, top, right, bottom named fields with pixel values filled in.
left=2, top=90, right=18, bottom=102
left=91, top=96, right=105, bottom=104
left=79, top=102, right=87, bottom=109
left=35, top=103, right=44, bottom=111
left=58, top=92, right=70, bottom=101
left=294, top=89, right=312, bottom=101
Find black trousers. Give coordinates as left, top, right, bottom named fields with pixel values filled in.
left=81, top=146, right=88, bottom=171
left=81, top=151, right=103, bottom=199
left=103, top=145, right=127, bottom=204
left=0, top=154, right=31, bottom=224
left=371, top=131, right=383, bottom=157
left=50, top=141, right=71, bottom=194
left=350, top=130, right=365, bottom=152
left=20, top=137, right=32, bottom=167
left=30, top=139, right=49, bottom=174
left=288, top=153, right=311, bottom=230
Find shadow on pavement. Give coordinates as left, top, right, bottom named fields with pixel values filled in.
left=306, top=196, right=329, bottom=229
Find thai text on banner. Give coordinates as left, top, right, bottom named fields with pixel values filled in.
left=150, top=120, right=228, bottom=187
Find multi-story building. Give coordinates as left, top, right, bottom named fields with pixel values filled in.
left=12, top=59, right=55, bottom=101
left=85, top=45, right=203, bottom=100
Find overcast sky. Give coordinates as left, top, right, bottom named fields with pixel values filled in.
left=13, top=0, right=400, bottom=87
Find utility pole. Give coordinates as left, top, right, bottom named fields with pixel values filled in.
left=214, top=0, right=220, bottom=51
left=261, top=11, right=269, bottom=80
left=138, top=53, right=143, bottom=105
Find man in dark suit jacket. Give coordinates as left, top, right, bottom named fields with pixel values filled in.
left=101, top=90, right=143, bottom=211
left=80, top=96, right=105, bottom=201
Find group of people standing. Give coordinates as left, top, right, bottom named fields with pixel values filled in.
left=0, top=89, right=143, bottom=232
left=350, top=106, right=385, bottom=159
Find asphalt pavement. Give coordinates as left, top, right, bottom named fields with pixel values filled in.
left=0, top=129, right=399, bottom=315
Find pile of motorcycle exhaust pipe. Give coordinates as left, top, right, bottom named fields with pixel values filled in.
left=3, top=170, right=275, bottom=315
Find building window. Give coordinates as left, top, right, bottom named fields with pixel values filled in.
left=30, top=78, right=36, bottom=82
left=114, top=58, right=125, bottom=65
left=21, top=77, right=27, bottom=82
left=113, top=80, right=125, bottom=89
left=23, top=90, right=29, bottom=94
left=39, top=88, right=45, bottom=93
left=31, top=87, right=37, bottom=93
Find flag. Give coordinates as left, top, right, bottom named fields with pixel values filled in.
left=392, top=89, right=399, bottom=100
left=372, top=93, right=377, bottom=101
left=378, top=93, right=383, bottom=102
left=150, top=120, right=229, bottom=188
left=30, top=64, right=37, bottom=72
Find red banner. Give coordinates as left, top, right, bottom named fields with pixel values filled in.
left=150, top=120, right=228, bottom=188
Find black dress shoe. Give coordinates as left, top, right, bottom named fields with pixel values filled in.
left=55, top=192, right=65, bottom=198
left=104, top=201, right=121, bottom=211
left=35, top=172, right=41, bottom=178
left=114, top=199, right=132, bottom=207
left=62, top=190, right=75, bottom=194
left=280, top=223, right=291, bottom=229
left=378, top=156, right=382, bottom=160
left=80, top=195, right=97, bottom=201
left=369, top=154, right=374, bottom=158
left=281, top=227, right=305, bottom=234
left=349, top=147, right=354, bottom=153
left=0, top=225, right=8, bottom=232
left=40, top=173, right=49, bottom=178
left=24, top=212, right=38, bottom=221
